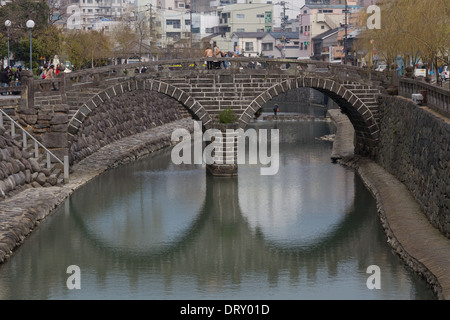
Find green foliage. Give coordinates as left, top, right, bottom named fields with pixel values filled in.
left=63, top=30, right=111, bottom=70
left=218, top=109, right=237, bottom=124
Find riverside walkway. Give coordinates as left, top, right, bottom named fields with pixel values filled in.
left=328, top=109, right=450, bottom=300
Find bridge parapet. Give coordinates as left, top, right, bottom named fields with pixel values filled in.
left=399, top=78, right=450, bottom=117
left=31, top=58, right=386, bottom=95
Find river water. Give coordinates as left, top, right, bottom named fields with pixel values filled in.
left=0, top=119, right=436, bottom=300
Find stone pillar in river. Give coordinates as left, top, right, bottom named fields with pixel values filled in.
left=206, top=122, right=239, bottom=177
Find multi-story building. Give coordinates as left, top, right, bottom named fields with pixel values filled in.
left=191, top=11, right=220, bottom=42
left=298, top=1, right=362, bottom=59
left=260, top=31, right=300, bottom=58
left=214, top=3, right=273, bottom=52
left=62, top=0, right=135, bottom=31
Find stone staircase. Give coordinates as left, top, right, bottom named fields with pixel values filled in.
left=163, top=75, right=274, bottom=118
left=0, top=115, right=65, bottom=189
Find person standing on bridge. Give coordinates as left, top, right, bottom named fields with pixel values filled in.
left=204, top=46, right=213, bottom=70
left=0, top=67, right=11, bottom=95
left=14, top=66, right=22, bottom=87
left=213, top=42, right=221, bottom=69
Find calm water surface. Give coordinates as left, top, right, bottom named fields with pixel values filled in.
left=0, top=120, right=436, bottom=300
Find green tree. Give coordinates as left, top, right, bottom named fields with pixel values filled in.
left=63, top=30, right=111, bottom=70
left=0, top=0, right=52, bottom=70
left=359, top=0, right=450, bottom=76
left=110, top=21, right=138, bottom=62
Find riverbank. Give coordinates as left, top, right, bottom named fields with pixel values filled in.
left=0, top=114, right=448, bottom=300
left=0, top=118, right=194, bottom=264
left=328, top=109, right=449, bottom=300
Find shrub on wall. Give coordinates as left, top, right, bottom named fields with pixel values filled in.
left=218, top=108, right=237, bottom=124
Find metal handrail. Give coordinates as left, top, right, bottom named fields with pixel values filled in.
left=0, top=108, right=69, bottom=181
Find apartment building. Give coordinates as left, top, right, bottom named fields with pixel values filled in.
left=214, top=3, right=273, bottom=52
left=298, top=1, right=362, bottom=59
left=62, top=0, right=135, bottom=30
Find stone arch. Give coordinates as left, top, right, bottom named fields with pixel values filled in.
left=67, top=79, right=211, bottom=164
left=68, top=79, right=212, bottom=139
left=239, top=77, right=380, bottom=158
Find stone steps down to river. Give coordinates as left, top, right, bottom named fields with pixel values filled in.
left=0, top=120, right=64, bottom=196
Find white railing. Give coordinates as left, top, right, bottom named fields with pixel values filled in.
left=0, top=109, right=69, bottom=181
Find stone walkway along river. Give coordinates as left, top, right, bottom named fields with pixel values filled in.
left=0, top=114, right=448, bottom=300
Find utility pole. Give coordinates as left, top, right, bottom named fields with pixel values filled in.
left=190, top=6, right=193, bottom=49
left=343, top=0, right=348, bottom=65
left=146, top=3, right=153, bottom=61
left=280, top=1, right=287, bottom=59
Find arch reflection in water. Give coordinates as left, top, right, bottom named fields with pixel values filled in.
left=0, top=121, right=436, bottom=300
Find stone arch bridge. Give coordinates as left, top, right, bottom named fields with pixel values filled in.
left=17, top=57, right=387, bottom=176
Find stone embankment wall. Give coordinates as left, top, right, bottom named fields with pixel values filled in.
left=0, top=95, right=66, bottom=198
left=0, top=126, right=61, bottom=198
left=377, top=95, right=449, bottom=238
left=69, top=90, right=190, bottom=164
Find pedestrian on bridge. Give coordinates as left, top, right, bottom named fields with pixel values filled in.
left=204, top=46, right=213, bottom=70
left=0, top=67, right=11, bottom=95
left=213, top=42, right=221, bottom=69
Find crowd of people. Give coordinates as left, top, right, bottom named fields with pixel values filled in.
left=0, top=66, right=22, bottom=95
left=39, top=63, right=66, bottom=80
left=204, top=42, right=237, bottom=70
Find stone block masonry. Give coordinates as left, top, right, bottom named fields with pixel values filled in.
left=0, top=125, right=60, bottom=199
left=377, top=95, right=450, bottom=238
left=69, top=90, right=190, bottom=165
left=328, top=110, right=450, bottom=300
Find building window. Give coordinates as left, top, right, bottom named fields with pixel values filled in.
left=178, top=3, right=184, bottom=7
left=236, top=14, right=245, bottom=19
left=321, top=25, right=325, bottom=29
left=256, top=14, right=264, bottom=18
left=245, top=42, right=253, bottom=51
left=167, top=19, right=181, bottom=28
left=205, top=27, right=214, bottom=33
left=237, top=28, right=245, bottom=32
left=167, top=32, right=181, bottom=38
left=185, top=20, right=191, bottom=25
left=262, top=43, right=273, bottom=51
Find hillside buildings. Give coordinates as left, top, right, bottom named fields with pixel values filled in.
left=2, top=0, right=375, bottom=62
